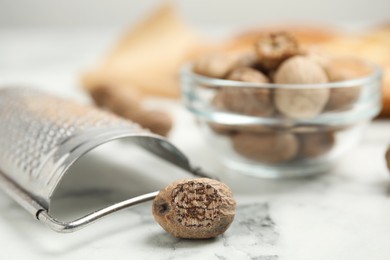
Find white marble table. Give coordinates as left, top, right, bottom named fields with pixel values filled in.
left=1, top=30, right=390, bottom=260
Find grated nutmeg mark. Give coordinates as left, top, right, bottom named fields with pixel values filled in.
left=171, top=182, right=222, bottom=227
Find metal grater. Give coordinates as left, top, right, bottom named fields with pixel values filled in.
left=0, top=87, right=208, bottom=233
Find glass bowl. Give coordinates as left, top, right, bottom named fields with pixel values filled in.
left=181, top=57, right=383, bottom=178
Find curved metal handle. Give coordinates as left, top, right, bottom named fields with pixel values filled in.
left=36, top=166, right=215, bottom=233
left=37, top=191, right=159, bottom=233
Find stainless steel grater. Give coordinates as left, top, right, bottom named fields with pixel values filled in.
left=0, top=87, right=208, bottom=233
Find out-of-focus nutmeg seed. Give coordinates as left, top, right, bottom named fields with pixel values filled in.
left=128, top=109, right=173, bottom=137
left=89, top=85, right=143, bottom=114
left=233, top=50, right=259, bottom=68
left=298, top=131, right=335, bottom=158
left=212, top=67, right=274, bottom=116
left=216, top=88, right=273, bottom=116
left=325, top=60, right=366, bottom=111
left=193, top=53, right=239, bottom=79
left=255, top=32, right=301, bottom=71
left=231, top=132, right=299, bottom=164
left=226, top=66, right=270, bottom=83
left=326, top=87, right=361, bottom=111
left=274, top=56, right=330, bottom=119
left=274, top=56, right=329, bottom=84
left=152, top=178, right=236, bottom=239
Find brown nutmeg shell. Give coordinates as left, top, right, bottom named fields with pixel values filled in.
left=274, top=56, right=330, bottom=119
left=152, top=178, right=236, bottom=239
left=128, top=109, right=173, bottom=137
left=231, top=132, right=299, bottom=164
left=325, top=60, right=367, bottom=111
left=89, top=84, right=143, bottom=114
left=193, top=53, right=239, bottom=79
left=212, top=67, right=273, bottom=117
left=255, top=31, right=301, bottom=71
left=298, top=131, right=335, bottom=158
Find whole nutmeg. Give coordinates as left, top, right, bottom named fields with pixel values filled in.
left=274, top=56, right=330, bottom=119
left=193, top=53, right=239, bottom=79
left=213, top=67, right=274, bottom=116
left=298, top=131, right=335, bottom=158
left=255, top=32, right=301, bottom=71
left=226, top=66, right=269, bottom=83
left=325, top=61, right=365, bottom=111
left=89, top=85, right=110, bottom=107
left=233, top=50, right=259, bottom=68
left=89, top=85, right=143, bottom=114
left=326, top=86, right=361, bottom=111
left=152, top=178, right=236, bottom=239
left=128, top=109, right=173, bottom=137
left=231, top=132, right=299, bottom=164
left=274, top=56, right=329, bottom=84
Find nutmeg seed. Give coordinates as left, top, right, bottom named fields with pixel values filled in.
left=89, top=85, right=143, bottom=114
left=274, top=56, right=329, bottom=84
left=193, top=53, right=239, bottom=79
left=231, top=132, right=299, bottom=164
left=274, top=56, right=330, bottom=119
left=213, top=67, right=274, bottom=116
left=226, top=66, right=270, bottom=83
left=233, top=50, right=259, bottom=68
left=128, top=109, right=173, bottom=137
left=325, top=60, right=365, bottom=111
left=298, top=131, right=335, bottom=158
left=255, top=32, right=301, bottom=71
left=326, top=87, right=361, bottom=111
left=152, top=178, right=236, bottom=239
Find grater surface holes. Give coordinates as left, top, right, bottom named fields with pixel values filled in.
left=0, top=88, right=139, bottom=181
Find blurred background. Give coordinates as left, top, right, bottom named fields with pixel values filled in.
left=0, top=0, right=389, bottom=130
left=1, top=0, right=390, bottom=29
left=1, top=0, right=389, bottom=92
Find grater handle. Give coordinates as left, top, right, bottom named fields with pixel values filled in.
left=1, top=167, right=157, bottom=233
left=37, top=191, right=159, bottom=233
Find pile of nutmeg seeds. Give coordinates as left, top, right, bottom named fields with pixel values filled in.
left=192, top=32, right=367, bottom=164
